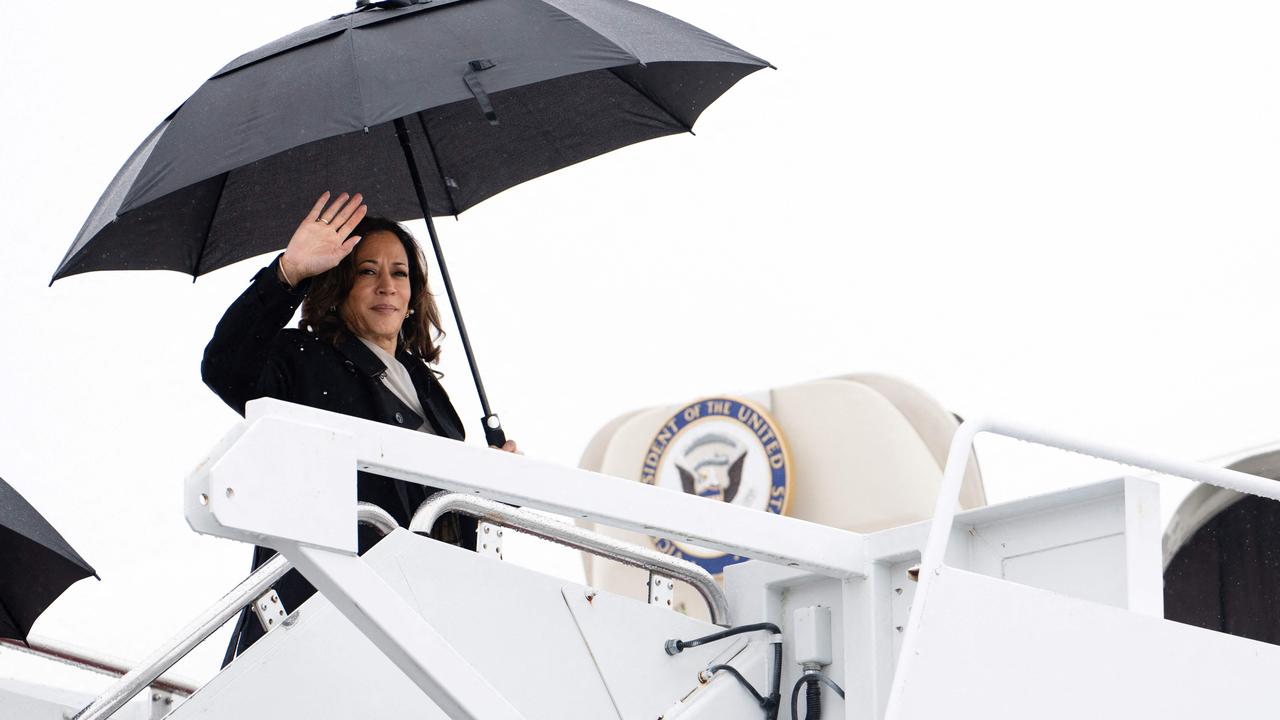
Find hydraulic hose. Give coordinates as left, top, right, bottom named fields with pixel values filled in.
left=806, top=676, right=821, bottom=719
left=789, top=670, right=846, bottom=720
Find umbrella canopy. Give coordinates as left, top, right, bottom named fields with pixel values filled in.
left=52, top=0, right=769, bottom=280
left=0, top=474, right=97, bottom=642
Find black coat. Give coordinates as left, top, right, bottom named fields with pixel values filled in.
left=202, top=255, right=475, bottom=660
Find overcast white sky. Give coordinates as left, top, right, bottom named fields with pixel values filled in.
left=2, top=0, right=1280, bottom=691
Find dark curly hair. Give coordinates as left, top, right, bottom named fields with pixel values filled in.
left=299, top=217, right=445, bottom=364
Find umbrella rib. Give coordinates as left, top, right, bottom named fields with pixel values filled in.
left=190, top=173, right=231, bottom=280
left=345, top=29, right=370, bottom=131
left=607, top=67, right=694, bottom=135
left=413, top=111, right=459, bottom=217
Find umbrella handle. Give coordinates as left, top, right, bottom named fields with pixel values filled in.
left=482, top=415, right=507, bottom=449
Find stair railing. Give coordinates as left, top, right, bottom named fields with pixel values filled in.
left=410, top=491, right=732, bottom=625
left=73, top=503, right=397, bottom=720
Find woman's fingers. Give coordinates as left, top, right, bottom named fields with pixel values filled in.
left=306, top=191, right=331, bottom=222
left=331, top=193, right=364, bottom=229
left=498, top=440, right=521, bottom=454
left=284, top=191, right=368, bottom=281
left=338, top=235, right=362, bottom=258
left=335, top=202, right=368, bottom=239
left=318, top=192, right=351, bottom=225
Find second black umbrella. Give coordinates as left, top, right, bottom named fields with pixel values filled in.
left=0, top=474, right=97, bottom=643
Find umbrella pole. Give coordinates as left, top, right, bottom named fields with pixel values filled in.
left=393, top=118, right=507, bottom=448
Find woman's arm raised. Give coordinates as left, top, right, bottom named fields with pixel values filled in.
left=202, top=192, right=367, bottom=414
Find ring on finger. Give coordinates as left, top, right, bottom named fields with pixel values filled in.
left=318, top=218, right=332, bottom=225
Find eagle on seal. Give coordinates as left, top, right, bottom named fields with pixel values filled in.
left=675, top=433, right=747, bottom=503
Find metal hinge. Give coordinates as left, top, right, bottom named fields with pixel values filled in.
left=648, top=573, right=674, bottom=609
left=477, top=522, right=504, bottom=560
left=253, top=589, right=288, bottom=633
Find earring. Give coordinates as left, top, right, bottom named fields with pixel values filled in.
left=407, top=309, right=415, bottom=317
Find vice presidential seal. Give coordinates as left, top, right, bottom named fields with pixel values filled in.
left=641, top=397, right=792, bottom=575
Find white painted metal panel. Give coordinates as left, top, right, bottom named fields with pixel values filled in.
left=562, top=586, right=739, bottom=718
left=888, top=567, right=1280, bottom=719
left=169, top=597, right=451, bottom=720
left=1000, top=533, right=1127, bottom=608
left=186, top=416, right=357, bottom=553
left=281, top=541, right=524, bottom=720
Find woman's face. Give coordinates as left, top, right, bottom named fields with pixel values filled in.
left=340, top=231, right=412, bottom=349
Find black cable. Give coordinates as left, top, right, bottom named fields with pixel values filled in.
left=705, top=664, right=766, bottom=706
left=666, top=623, right=783, bottom=719
left=665, top=622, right=782, bottom=654
left=768, top=642, right=781, bottom=720
left=790, top=675, right=806, bottom=720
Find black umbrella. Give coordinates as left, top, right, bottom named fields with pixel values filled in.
left=0, top=474, right=97, bottom=643
left=51, top=0, right=769, bottom=444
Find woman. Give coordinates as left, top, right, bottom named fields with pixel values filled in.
left=203, top=191, right=516, bottom=659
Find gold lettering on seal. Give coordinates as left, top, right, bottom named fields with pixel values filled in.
left=640, top=417, right=681, bottom=484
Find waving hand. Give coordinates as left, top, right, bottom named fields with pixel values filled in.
left=278, top=192, right=368, bottom=287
